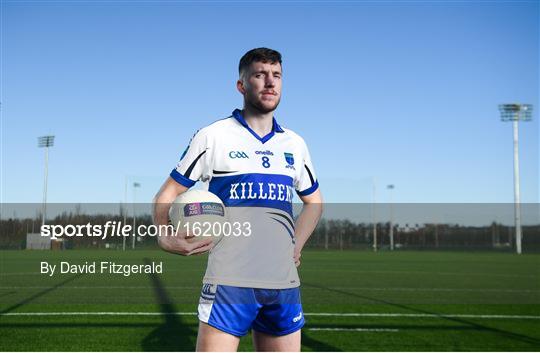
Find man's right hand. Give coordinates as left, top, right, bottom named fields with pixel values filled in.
left=158, top=227, right=214, bottom=256
left=153, top=177, right=214, bottom=256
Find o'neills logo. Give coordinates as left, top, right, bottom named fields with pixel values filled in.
left=255, top=150, right=274, bottom=156
left=229, top=182, right=294, bottom=202
left=293, top=312, right=303, bottom=323
left=184, top=202, right=225, bottom=217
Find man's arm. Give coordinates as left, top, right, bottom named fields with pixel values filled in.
left=152, top=177, right=213, bottom=256
left=293, top=189, right=323, bottom=267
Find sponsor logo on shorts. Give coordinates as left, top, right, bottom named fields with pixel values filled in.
left=293, top=312, right=303, bottom=323
left=200, top=283, right=216, bottom=303
left=201, top=283, right=215, bottom=295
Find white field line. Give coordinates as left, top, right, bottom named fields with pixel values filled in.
left=1, top=312, right=539, bottom=320
left=0, top=273, right=43, bottom=276
left=320, top=287, right=540, bottom=293
left=1, top=286, right=538, bottom=293
left=0, top=312, right=196, bottom=316
left=309, top=328, right=399, bottom=332
left=302, top=269, right=540, bottom=279
left=306, top=313, right=540, bottom=319
left=0, top=269, right=205, bottom=276
left=2, top=270, right=539, bottom=278
left=0, top=286, right=202, bottom=290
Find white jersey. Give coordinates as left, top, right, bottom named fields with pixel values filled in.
left=170, top=109, right=319, bottom=289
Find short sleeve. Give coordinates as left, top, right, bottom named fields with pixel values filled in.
left=295, top=138, right=319, bottom=196
left=170, top=129, right=212, bottom=188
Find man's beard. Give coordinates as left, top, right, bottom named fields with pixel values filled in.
left=245, top=92, right=280, bottom=114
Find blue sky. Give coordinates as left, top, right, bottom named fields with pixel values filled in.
left=2, top=1, right=538, bottom=204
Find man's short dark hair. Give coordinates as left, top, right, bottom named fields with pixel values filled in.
left=239, top=48, right=282, bottom=78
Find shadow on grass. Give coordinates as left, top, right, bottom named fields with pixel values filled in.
left=141, top=258, right=197, bottom=351
left=301, top=329, right=342, bottom=351
left=302, top=282, right=540, bottom=348
left=0, top=274, right=81, bottom=314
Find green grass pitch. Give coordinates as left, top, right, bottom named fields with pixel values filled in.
left=1, top=249, right=539, bottom=351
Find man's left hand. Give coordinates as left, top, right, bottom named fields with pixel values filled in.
left=293, top=245, right=301, bottom=267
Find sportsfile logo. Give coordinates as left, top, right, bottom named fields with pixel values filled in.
left=229, top=151, right=249, bottom=159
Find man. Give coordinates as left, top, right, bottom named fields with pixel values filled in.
left=153, top=48, right=322, bottom=351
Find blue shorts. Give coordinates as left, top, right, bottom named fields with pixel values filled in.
left=197, top=283, right=305, bottom=337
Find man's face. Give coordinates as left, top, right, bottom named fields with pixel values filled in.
left=238, top=61, right=282, bottom=114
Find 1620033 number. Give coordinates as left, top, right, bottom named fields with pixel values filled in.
left=183, top=222, right=251, bottom=238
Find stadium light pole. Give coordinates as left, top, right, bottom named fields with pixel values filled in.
left=372, top=177, right=377, bottom=252
left=387, top=184, right=395, bottom=251
left=38, top=135, right=55, bottom=227
left=123, top=176, right=128, bottom=251
left=499, top=104, right=532, bottom=255
left=132, top=182, right=140, bottom=249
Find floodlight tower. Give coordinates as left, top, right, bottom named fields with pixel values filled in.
left=123, top=176, right=128, bottom=251
left=387, top=184, right=395, bottom=251
left=499, top=104, right=532, bottom=255
left=372, top=177, right=377, bottom=252
left=132, top=182, right=141, bottom=249
left=38, top=135, right=55, bottom=227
